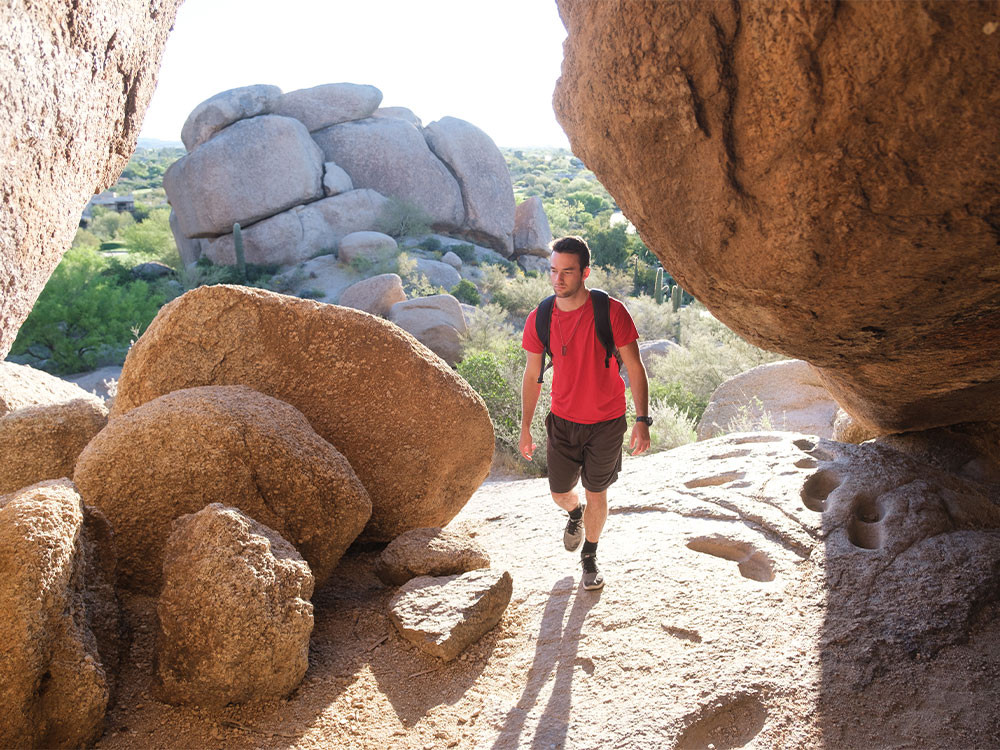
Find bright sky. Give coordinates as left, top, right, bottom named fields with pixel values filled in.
left=139, top=0, right=571, bottom=149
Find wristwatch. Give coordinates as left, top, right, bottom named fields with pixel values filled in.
left=635, top=416, right=653, bottom=426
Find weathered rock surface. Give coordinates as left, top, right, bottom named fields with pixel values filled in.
left=697, top=359, right=838, bottom=441
left=373, top=106, right=423, bottom=127
left=389, top=569, right=513, bottom=661
left=415, top=258, right=462, bottom=291
left=76, top=385, right=370, bottom=593
left=157, top=504, right=314, bottom=708
left=553, top=0, right=1000, bottom=434
left=389, top=294, right=468, bottom=366
left=442, top=250, right=463, bottom=270
left=164, top=115, right=324, bottom=238
left=322, top=162, right=354, bottom=196
left=517, top=254, right=550, bottom=275
left=833, top=408, right=880, bottom=445
left=513, top=196, right=553, bottom=257
left=0, top=399, right=109, bottom=495
left=170, top=209, right=203, bottom=266
left=0, top=480, right=120, bottom=749
left=180, top=84, right=282, bottom=151
left=110, top=285, right=493, bottom=541
left=0, top=361, right=103, bottom=416
left=270, top=255, right=361, bottom=303
left=312, top=116, right=465, bottom=228
left=338, top=231, right=398, bottom=265
left=274, top=82, right=382, bottom=132
left=203, top=189, right=390, bottom=266
left=424, top=117, right=515, bottom=255
left=338, top=273, right=406, bottom=317
left=0, top=0, right=180, bottom=361
left=376, top=527, right=491, bottom=586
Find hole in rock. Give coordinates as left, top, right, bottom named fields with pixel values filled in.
left=793, top=438, right=816, bottom=452
left=800, top=470, right=841, bottom=513
left=732, top=434, right=782, bottom=445
left=708, top=449, right=752, bottom=460
left=677, top=692, right=768, bottom=750
left=684, top=471, right=744, bottom=489
left=686, top=538, right=775, bottom=583
left=794, top=457, right=819, bottom=469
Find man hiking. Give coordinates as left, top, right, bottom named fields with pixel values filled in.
left=519, top=236, right=651, bottom=591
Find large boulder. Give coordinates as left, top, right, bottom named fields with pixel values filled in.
left=388, top=569, right=513, bottom=661
left=424, top=116, right=515, bottom=255
left=0, top=0, right=180, bottom=361
left=180, top=84, right=282, bottom=151
left=312, top=116, right=465, bottom=229
left=553, top=1, right=1000, bottom=434
left=0, top=480, right=120, bottom=749
left=513, top=196, right=553, bottom=258
left=338, top=230, right=398, bottom=265
left=164, top=114, right=324, bottom=238
left=373, top=106, right=423, bottom=127
left=75, top=385, right=371, bottom=593
left=202, top=188, right=390, bottom=266
left=157, top=504, right=314, bottom=708
left=415, top=258, right=462, bottom=290
left=389, top=294, right=468, bottom=366
left=375, top=527, right=491, bottom=586
left=274, top=82, right=382, bottom=132
left=109, top=285, right=494, bottom=542
left=0, top=361, right=102, bottom=416
left=0, top=399, right=109, bottom=495
left=338, top=273, right=407, bottom=317
left=697, top=360, right=839, bottom=441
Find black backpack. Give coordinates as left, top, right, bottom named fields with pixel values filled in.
left=535, top=288, right=622, bottom=384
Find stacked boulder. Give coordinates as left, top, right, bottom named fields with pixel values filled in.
left=512, top=196, right=554, bottom=274
left=167, top=83, right=517, bottom=266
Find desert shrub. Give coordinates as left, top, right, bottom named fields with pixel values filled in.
left=120, top=207, right=178, bottom=268
left=375, top=198, right=433, bottom=239
left=298, top=288, right=326, bottom=300
left=9, top=247, right=166, bottom=374
left=490, top=273, right=551, bottom=319
left=178, top=257, right=279, bottom=290
left=648, top=380, right=709, bottom=422
left=451, top=279, right=481, bottom=305
left=72, top=229, right=100, bottom=249
left=417, top=236, right=443, bottom=252
left=720, top=396, right=775, bottom=435
left=625, top=295, right=682, bottom=341
left=587, top=264, right=633, bottom=300
left=460, top=304, right=518, bottom=358
left=449, top=243, right=477, bottom=264
left=646, top=400, right=698, bottom=451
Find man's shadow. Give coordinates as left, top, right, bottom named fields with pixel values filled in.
left=492, top=576, right=602, bottom=750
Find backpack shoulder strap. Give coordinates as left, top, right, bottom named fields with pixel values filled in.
left=534, top=295, right=556, bottom=383
left=589, top=289, right=620, bottom=369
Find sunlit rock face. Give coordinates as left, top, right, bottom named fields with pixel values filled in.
left=553, top=0, right=1000, bottom=433
left=0, top=0, right=182, bottom=360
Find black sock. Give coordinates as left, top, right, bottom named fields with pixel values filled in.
left=568, top=505, right=583, bottom=520
left=582, top=540, right=598, bottom=556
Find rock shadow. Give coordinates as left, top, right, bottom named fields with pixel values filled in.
left=490, top=576, right=600, bottom=750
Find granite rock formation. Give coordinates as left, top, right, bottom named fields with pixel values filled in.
left=553, top=0, right=1000, bottom=433
left=375, top=527, right=491, bottom=586
left=0, top=0, right=180, bottom=361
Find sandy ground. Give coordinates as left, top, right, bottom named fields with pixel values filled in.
left=94, top=437, right=1000, bottom=749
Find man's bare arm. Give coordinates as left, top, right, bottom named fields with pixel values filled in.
left=519, top=351, right=544, bottom=460
left=618, top=341, right=651, bottom=455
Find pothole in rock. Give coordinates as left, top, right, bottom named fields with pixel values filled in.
left=800, top=469, right=842, bottom=513
left=676, top=692, right=767, bottom=749
left=684, top=471, right=745, bottom=489
left=846, top=493, right=885, bottom=550
left=686, top=537, right=775, bottom=583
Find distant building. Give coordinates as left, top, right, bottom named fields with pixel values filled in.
left=80, top=191, right=134, bottom=226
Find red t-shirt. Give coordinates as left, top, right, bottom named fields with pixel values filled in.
left=522, top=294, right=639, bottom=424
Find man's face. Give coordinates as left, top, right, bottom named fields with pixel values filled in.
left=549, top=251, right=589, bottom=298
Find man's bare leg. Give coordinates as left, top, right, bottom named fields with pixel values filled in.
left=583, top=488, right=608, bottom=543
left=551, top=489, right=581, bottom=513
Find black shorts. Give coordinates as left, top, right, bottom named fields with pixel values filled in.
left=545, top=412, right=627, bottom=494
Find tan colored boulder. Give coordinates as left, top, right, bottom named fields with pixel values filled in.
left=273, top=82, right=382, bottom=132
left=164, top=114, right=325, bottom=238
left=375, top=527, right=491, bottom=586
left=109, top=285, right=494, bottom=542
left=202, top=188, right=390, bottom=266
left=338, top=273, right=407, bottom=317
left=696, top=360, right=838, bottom=441
left=180, top=84, right=283, bottom=151
left=513, top=196, right=552, bottom=257
left=338, top=230, right=398, bottom=264
left=388, top=569, right=512, bottom=661
left=0, top=0, right=181, bottom=361
left=76, top=385, right=371, bottom=593
left=389, top=294, right=468, bottom=366
left=553, top=0, right=1000, bottom=433
left=833, top=408, right=880, bottom=445
left=0, top=361, right=103, bottom=416
left=312, top=116, right=465, bottom=229
left=424, top=116, right=516, bottom=255
left=0, top=480, right=120, bottom=749
left=0, top=398, right=109, bottom=495
left=156, top=504, right=314, bottom=708
left=415, top=258, right=462, bottom=290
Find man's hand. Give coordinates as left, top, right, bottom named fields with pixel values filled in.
left=629, top=422, right=650, bottom=456
left=519, top=430, right=537, bottom=461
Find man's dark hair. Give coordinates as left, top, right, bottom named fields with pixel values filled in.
left=549, top=236, right=591, bottom=269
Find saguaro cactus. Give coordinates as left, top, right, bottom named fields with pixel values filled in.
left=232, top=222, right=247, bottom=282
left=671, top=283, right=681, bottom=312
left=654, top=267, right=664, bottom=304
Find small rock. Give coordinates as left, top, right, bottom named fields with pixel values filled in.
left=388, top=569, right=512, bottom=661
left=338, top=273, right=406, bottom=317
left=375, top=526, right=490, bottom=586
left=441, top=251, right=462, bottom=270
left=338, top=231, right=398, bottom=264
